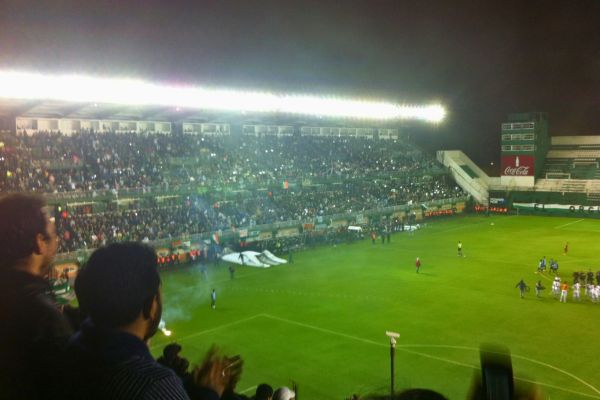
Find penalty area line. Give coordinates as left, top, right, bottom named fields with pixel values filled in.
left=260, top=314, right=600, bottom=399
left=554, top=219, right=583, bottom=229
left=240, top=385, right=257, bottom=394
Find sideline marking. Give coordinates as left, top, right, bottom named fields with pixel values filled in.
left=555, top=219, right=583, bottom=229
left=400, top=344, right=600, bottom=397
left=150, top=314, right=262, bottom=350
left=537, top=272, right=553, bottom=282
left=240, top=385, right=257, bottom=394
left=261, top=314, right=600, bottom=399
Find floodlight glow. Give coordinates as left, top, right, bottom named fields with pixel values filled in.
left=0, top=70, right=446, bottom=122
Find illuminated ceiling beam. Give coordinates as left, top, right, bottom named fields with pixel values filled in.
left=57, top=103, right=91, bottom=118
left=0, top=70, right=446, bottom=123
left=8, top=100, right=45, bottom=116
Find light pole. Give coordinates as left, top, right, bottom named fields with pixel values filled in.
left=386, top=331, right=400, bottom=399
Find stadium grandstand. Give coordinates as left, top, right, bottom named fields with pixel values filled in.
left=3, top=73, right=600, bottom=400
left=0, top=71, right=463, bottom=261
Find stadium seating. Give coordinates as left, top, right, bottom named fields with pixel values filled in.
left=542, top=137, right=600, bottom=180
left=0, top=129, right=464, bottom=254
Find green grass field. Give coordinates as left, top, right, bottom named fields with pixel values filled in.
left=151, top=215, right=600, bottom=400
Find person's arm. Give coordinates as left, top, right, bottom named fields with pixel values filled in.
left=191, top=345, right=228, bottom=399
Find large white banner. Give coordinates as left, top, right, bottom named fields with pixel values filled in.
left=514, top=203, right=600, bottom=213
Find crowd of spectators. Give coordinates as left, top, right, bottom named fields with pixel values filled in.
left=1, top=130, right=440, bottom=193
left=56, top=175, right=462, bottom=253
left=1, top=129, right=464, bottom=253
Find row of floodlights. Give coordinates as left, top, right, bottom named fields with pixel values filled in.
left=0, top=70, right=446, bottom=123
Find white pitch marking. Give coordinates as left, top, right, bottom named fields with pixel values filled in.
left=554, top=219, right=583, bottom=229
left=402, top=344, right=600, bottom=397
left=240, top=385, right=257, bottom=394
left=150, top=314, right=263, bottom=350
left=261, top=314, right=600, bottom=399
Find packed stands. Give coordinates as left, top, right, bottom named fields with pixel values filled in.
left=1, top=127, right=465, bottom=254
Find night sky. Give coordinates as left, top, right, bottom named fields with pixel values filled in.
left=1, top=0, right=599, bottom=169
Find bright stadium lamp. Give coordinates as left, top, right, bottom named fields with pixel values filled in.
left=0, top=70, right=446, bottom=123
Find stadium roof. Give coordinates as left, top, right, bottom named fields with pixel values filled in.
left=0, top=97, right=234, bottom=123
left=0, top=71, right=446, bottom=124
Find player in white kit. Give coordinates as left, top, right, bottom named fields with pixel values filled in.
left=572, top=282, right=581, bottom=302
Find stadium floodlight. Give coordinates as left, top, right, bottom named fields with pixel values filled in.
left=0, top=70, right=446, bottom=123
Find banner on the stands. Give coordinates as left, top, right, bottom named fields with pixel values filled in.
left=156, top=248, right=170, bottom=257
left=277, top=228, right=299, bottom=238
left=514, top=203, right=600, bottom=213
left=330, top=219, right=348, bottom=228
left=259, top=231, right=273, bottom=240
left=303, top=223, right=315, bottom=231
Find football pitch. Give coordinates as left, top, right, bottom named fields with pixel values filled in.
left=151, top=215, right=600, bottom=400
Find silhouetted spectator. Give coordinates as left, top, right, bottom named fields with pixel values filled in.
left=67, top=242, right=191, bottom=399
left=0, top=193, right=72, bottom=399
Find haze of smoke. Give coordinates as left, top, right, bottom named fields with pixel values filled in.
left=161, top=263, right=217, bottom=323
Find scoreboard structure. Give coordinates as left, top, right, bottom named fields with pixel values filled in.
left=500, top=112, right=549, bottom=187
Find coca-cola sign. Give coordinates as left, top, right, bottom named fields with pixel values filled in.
left=503, top=165, right=530, bottom=175
left=501, top=155, right=534, bottom=176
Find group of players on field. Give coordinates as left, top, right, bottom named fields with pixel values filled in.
left=516, top=243, right=600, bottom=303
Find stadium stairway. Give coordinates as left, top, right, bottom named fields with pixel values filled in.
left=437, top=150, right=489, bottom=204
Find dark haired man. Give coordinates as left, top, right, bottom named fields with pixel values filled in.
left=69, top=242, right=192, bottom=399
left=0, top=194, right=71, bottom=399
left=0, top=193, right=72, bottom=399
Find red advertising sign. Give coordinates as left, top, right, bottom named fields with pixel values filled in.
left=501, top=155, right=535, bottom=176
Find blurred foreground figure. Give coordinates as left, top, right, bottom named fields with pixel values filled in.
left=273, top=387, right=295, bottom=400
left=468, top=344, right=543, bottom=400
left=0, top=193, right=72, bottom=399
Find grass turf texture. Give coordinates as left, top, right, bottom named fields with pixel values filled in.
left=151, top=215, right=600, bottom=400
